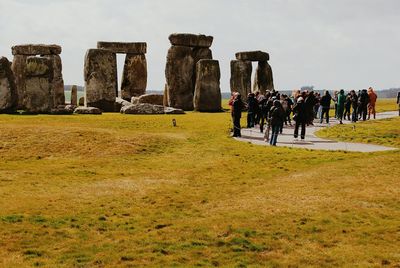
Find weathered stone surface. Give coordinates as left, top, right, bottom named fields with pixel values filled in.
left=24, top=57, right=53, bottom=113
left=50, top=107, right=73, bottom=115
left=120, top=103, right=185, bottom=114
left=131, top=96, right=139, bottom=105
left=164, top=107, right=185, bottom=114
left=138, top=94, right=163, bottom=106
left=194, top=60, right=222, bottom=112
left=235, top=51, right=269, bottom=62
left=64, top=104, right=77, bottom=113
left=121, top=54, right=147, bottom=100
left=165, top=45, right=195, bottom=110
left=84, top=49, right=118, bottom=112
left=0, top=57, right=18, bottom=113
left=253, top=61, right=274, bottom=94
left=121, top=103, right=165, bottom=114
left=230, top=60, right=252, bottom=97
left=11, top=55, right=27, bottom=109
left=74, top=106, right=102, bottom=114
left=12, top=44, right=61, bottom=55
left=71, top=85, right=78, bottom=105
left=169, top=33, right=213, bottom=48
left=191, top=47, right=213, bottom=89
left=79, top=97, right=84, bottom=106
left=44, top=55, right=65, bottom=106
left=163, top=84, right=168, bottom=106
left=115, top=97, right=132, bottom=112
left=97, top=41, right=147, bottom=54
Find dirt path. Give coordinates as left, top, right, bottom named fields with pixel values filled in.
left=235, top=111, right=398, bottom=152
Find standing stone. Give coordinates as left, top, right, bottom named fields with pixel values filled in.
left=84, top=49, right=117, bottom=112
left=191, top=47, right=213, bottom=90
left=163, top=84, right=168, bottom=106
left=11, top=55, right=27, bottom=109
left=71, top=85, right=78, bottom=106
left=194, top=60, right=221, bottom=112
left=44, top=54, right=65, bottom=107
left=121, top=54, right=147, bottom=100
left=79, top=96, right=84, bottom=106
left=165, top=45, right=194, bottom=110
left=253, top=61, right=274, bottom=94
left=230, top=60, right=252, bottom=97
left=24, top=57, right=53, bottom=113
left=0, top=57, right=18, bottom=113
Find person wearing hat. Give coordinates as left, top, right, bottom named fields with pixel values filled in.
left=293, top=96, right=307, bottom=140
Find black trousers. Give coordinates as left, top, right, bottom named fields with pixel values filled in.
left=320, top=107, right=330, bottom=123
left=294, top=121, right=306, bottom=139
left=233, top=116, right=241, bottom=137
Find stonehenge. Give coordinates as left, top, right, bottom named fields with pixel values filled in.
left=10, top=44, right=65, bottom=113
left=0, top=57, right=17, bottom=113
left=194, top=60, right=222, bottom=112
left=165, top=33, right=220, bottom=111
left=84, top=49, right=118, bottom=112
left=70, top=85, right=78, bottom=106
left=230, top=50, right=274, bottom=96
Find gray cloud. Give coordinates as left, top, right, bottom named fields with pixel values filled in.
left=1, top=0, right=399, bottom=92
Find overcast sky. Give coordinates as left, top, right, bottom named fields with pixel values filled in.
left=1, top=0, right=399, bottom=92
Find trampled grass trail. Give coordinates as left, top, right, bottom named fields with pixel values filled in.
left=0, top=99, right=399, bottom=267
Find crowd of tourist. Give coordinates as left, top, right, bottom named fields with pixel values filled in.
left=229, top=87, right=381, bottom=146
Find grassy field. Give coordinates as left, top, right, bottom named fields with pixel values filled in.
left=0, top=100, right=399, bottom=267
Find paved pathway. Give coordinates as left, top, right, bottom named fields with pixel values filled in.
left=235, top=111, right=398, bottom=152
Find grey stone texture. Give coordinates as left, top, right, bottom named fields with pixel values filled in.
left=97, top=41, right=147, bottom=54
left=0, top=57, right=18, bottom=113
left=253, top=61, right=274, bottom=94
left=193, top=60, right=222, bottom=112
left=138, top=94, right=164, bottom=106
left=84, top=49, right=118, bottom=112
left=71, top=85, right=78, bottom=106
left=235, top=50, right=269, bottom=61
left=169, top=33, right=213, bottom=48
left=12, top=44, right=61, bottom=55
left=121, top=54, right=147, bottom=100
left=230, top=60, right=252, bottom=97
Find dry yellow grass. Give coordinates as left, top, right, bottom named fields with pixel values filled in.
left=0, top=100, right=399, bottom=267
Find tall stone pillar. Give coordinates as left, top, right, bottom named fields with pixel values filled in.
left=194, top=59, right=221, bottom=112
left=230, top=60, right=252, bottom=97
left=253, top=61, right=274, bottom=94
left=70, top=85, right=78, bottom=106
left=45, top=54, right=65, bottom=107
left=84, top=49, right=117, bottom=112
left=0, top=57, right=18, bottom=113
left=121, top=54, right=147, bottom=100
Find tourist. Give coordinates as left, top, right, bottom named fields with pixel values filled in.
left=337, top=89, right=346, bottom=124
left=350, top=90, right=359, bottom=122
left=397, top=92, right=400, bottom=116
left=293, top=97, right=307, bottom=140
left=367, top=87, right=378, bottom=120
left=359, top=89, right=369, bottom=121
left=344, top=93, right=352, bottom=121
left=305, top=91, right=316, bottom=125
left=259, top=92, right=271, bottom=133
left=246, top=93, right=257, bottom=128
left=314, top=92, right=321, bottom=119
left=333, top=90, right=338, bottom=118
left=281, top=94, right=293, bottom=126
left=254, top=91, right=261, bottom=125
left=232, top=93, right=244, bottom=137
left=269, top=100, right=285, bottom=146
left=319, top=90, right=332, bottom=124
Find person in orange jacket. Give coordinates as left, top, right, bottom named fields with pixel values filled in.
left=367, top=87, right=378, bottom=119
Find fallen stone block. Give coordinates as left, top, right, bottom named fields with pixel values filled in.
left=138, top=94, right=164, bottom=106
left=74, top=106, right=102, bottom=114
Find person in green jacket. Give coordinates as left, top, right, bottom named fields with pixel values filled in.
left=337, top=89, right=346, bottom=124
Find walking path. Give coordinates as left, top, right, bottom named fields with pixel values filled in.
left=234, top=111, right=398, bottom=152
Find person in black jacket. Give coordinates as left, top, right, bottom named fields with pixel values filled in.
left=397, top=92, right=400, bottom=116
left=293, top=97, right=307, bottom=140
left=344, top=93, right=352, bottom=121
left=350, top=90, right=359, bottom=122
left=246, top=93, right=257, bottom=128
left=359, top=89, right=369, bottom=121
left=269, top=100, right=285, bottom=146
left=232, top=93, right=244, bottom=137
left=319, top=90, right=332, bottom=124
